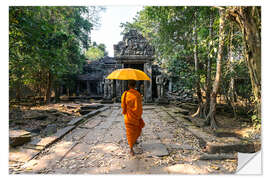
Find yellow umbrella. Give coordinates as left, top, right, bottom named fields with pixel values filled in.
left=106, top=68, right=150, bottom=81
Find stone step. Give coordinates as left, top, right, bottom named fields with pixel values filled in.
left=80, top=104, right=104, bottom=110
left=9, top=130, right=32, bottom=147
left=141, top=142, right=169, bottom=157
left=199, top=153, right=237, bottom=160
left=67, top=106, right=109, bottom=126
left=9, top=147, right=40, bottom=163
left=28, top=125, right=76, bottom=149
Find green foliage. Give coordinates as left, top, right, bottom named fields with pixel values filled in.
left=9, top=6, right=103, bottom=100
left=85, top=42, right=108, bottom=60
left=121, top=6, right=257, bottom=125
left=121, top=7, right=219, bottom=92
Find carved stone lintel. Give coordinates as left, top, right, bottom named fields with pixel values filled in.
left=114, top=29, right=155, bottom=58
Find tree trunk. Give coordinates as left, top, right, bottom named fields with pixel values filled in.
left=227, top=22, right=238, bottom=120
left=205, top=8, right=226, bottom=129
left=44, top=71, right=52, bottom=104
left=192, top=11, right=204, bottom=118
left=54, top=86, right=60, bottom=103
left=206, top=10, right=214, bottom=116
left=227, top=7, right=261, bottom=121
left=15, top=82, right=22, bottom=101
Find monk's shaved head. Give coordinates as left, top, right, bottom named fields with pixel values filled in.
left=128, top=80, right=136, bottom=88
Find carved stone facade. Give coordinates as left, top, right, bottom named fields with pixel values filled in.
left=113, top=29, right=155, bottom=103
left=75, top=30, right=168, bottom=103
left=114, top=29, right=154, bottom=57
left=76, top=56, right=120, bottom=97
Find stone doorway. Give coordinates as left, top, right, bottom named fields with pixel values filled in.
left=123, top=63, right=144, bottom=95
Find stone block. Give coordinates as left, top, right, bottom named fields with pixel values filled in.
left=142, top=143, right=169, bottom=157
left=44, top=124, right=57, bottom=136
left=67, top=116, right=84, bottom=126
left=9, top=147, right=39, bottom=163
left=80, top=104, right=104, bottom=110
left=9, top=130, right=32, bottom=147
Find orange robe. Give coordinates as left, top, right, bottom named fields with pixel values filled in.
left=121, top=88, right=145, bottom=149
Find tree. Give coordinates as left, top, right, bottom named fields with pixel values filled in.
left=85, top=42, right=108, bottom=60
left=205, top=8, right=226, bottom=129
left=9, top=7, right=103, bottom=103
left=226, top=6, right=261, bottom=123
left=120, top=6, right=260, bottom=128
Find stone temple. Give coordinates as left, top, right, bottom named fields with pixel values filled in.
left=76, top=30, right=169, bottom=103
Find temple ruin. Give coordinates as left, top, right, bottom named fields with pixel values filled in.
left=76, top=29, right=169, bottom=103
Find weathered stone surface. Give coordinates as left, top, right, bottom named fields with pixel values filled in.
left=142, top=143, right=169, bottom=157
left=205, top=141, right=259, bottom=154
left=180, top=144, right=195, bottom=150
left=173, top=109, right=189, bottom=115
left=199, top=153, right=237, bottom=160
left=164, top=106, right=261, bottom=154
left=80, top=104, right=103, bottom=110
left=10, top=130, right=32, bottom=147
left=22, top=141, right=77, bottom=172
left=63, top=128, right=89, bottom=141
left=10, top=105, right=239, bottom=175
left=66, top=105, right=77, bottom=109
left=81, top=118, right=102, bottom=129
left=31, top=136, right=57, bottom=147
left=114, top=29, right=154, bottom=57
left=82, top=129, right=106, bottom=144
left=79, top=109, right=92, bottom=115
left=23, top=144, right=45, bottom=151
left=54, top=125, right=76, bottom=138
left=100, top=99, right=114, bottom=104
left=165, top=164, right=208, bottom=174
left=23, top=111, right=48, bottom=120
left=10, top=130, right=31, bottom=137
left=27, top=128, right=41, bottom=134
left=9, top=147, right=39, bottom=163
left=29, top=126, right=75, bottom=148
left=44, top=124, right=57, bottom=136
left=67, top=116, right=84, bottom=126
left=68, top=107, right=108, bottom=126
left=46, top=109, right=58, bottom=113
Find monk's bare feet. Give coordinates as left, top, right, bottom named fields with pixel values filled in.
left=130, top=149, right=135, bottom=156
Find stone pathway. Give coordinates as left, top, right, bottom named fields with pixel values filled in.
left=9, top=105, right=237, bottom=174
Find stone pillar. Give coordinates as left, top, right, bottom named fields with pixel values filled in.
left=116, top=80, right=121, bottom=97
left=108, top=79, right=113, bottom=99
left=169, top=78, right=172, bottom=93
left=121, top=64, right=126, bottom=95
left=104, top=79, right=108, bottom=99
left=102, top=80, right=105, bottom=97
left=156, top=75, right=162, bottom=99
left=144, top=62, right=152, bottom=103
left=99, top=82, right=103, bottom=95
left=112, top=80, right=116, bottom=98
left=96, top=82, right=100, bottom=95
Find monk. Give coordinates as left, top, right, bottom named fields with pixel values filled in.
left=121, top=80, right=145, bottom=156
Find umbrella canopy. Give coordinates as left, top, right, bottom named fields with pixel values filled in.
left=106, top=68, right=150, bottom=81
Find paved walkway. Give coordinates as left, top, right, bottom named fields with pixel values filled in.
left=15, top=105, right=237, bottom=174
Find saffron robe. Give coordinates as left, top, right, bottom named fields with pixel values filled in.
left=121, top=88, right=145, bottom=149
